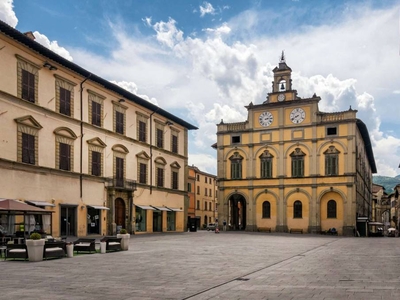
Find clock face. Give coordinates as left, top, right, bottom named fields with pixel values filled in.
left=290, top=108, right=305, bottom=124
left=259, top=111, right=273, bottom=127
left=278, top=94, right=285, bottom=102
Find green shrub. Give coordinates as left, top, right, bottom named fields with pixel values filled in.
left=30, top=232, right=42, bottom=240
left=119, top=229, right=127, bottom=234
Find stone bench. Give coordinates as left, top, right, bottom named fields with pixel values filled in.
left=290, top=228, right=303, bottom=234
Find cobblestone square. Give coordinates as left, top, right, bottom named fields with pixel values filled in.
left=1, top=232, right=399, bottom=300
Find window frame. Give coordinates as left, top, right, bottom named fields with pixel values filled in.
left=290, top=148, right=305, bottom=178
left=262, top=201, right=271, bottom=218
left=293, top=200, right=302, bottom=218
left=229, top=152, right=243, bottom=180
left=327, top=200, right=337, bottom=218
left=16, top=55, right=40, bottom=104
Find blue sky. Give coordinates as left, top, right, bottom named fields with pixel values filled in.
left=1, top=0, right=400, bottom=176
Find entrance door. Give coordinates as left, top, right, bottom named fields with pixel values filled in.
left=115, top=198, right=126, bottom=229
left=60, top=206, right=77, bottom=236
left=229, top=194, right=246, bottom=230
left=153, top=211, right=162, bottom=232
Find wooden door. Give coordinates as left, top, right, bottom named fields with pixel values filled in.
left=115, top=198, right=125, bottom=228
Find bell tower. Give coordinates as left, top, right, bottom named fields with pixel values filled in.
left=267, top=51, right=298, bottom=103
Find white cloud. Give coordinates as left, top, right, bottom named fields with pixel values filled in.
left=0, top=0, right=18, bottom=28
left=111, top=80, right=158, bottom=106
left=204, top=23, right=231, bottom=35
left=33, top=31, right=73, bottom=61
left=188, top=153, right=218, bottom=175
left=152, top=18, right=183, bottom=49
left=199, top=2, right=215, bottom=17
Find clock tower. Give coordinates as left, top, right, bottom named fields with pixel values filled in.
left=267, top=51, right=298, bottom=103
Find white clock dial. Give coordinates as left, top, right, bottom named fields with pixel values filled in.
left=290, top=108, right=305, bottom=124
left=259, top=111, right=273, bottom=127
left=278, top=94, right=285, bottom=102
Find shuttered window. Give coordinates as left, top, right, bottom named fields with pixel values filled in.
left=22, top=69, right=35, bottom=103
left=59, top=87, right=71, bottom=116
left=59, top=143, right=71, bottom=171
left=92, top=101, right=101, bottom=126
left=22, top=133, right=35, bottom=164
left=115, top=111, right=124, bottom=134
left=91, top=151, right=101, bottom=176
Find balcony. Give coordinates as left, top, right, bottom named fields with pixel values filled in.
left=106, top=177, right=137, bottom=191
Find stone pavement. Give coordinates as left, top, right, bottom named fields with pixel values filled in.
left=1, top=232, right=400, bottom=300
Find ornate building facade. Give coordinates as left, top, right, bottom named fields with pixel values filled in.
left=214, top=54, right=376, bottom=236
left=0, top=20, right=197, bottom=237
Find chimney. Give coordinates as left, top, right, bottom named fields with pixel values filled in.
left=23, top=31, right=35, bottom=40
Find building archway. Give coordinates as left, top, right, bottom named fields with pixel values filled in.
left=115, top=198, right=126, bottom=229
left=228, top=194, right=246, bottom=230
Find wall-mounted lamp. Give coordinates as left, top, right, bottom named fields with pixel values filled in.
left=43, top=62, right=57, bottom=71
left=165, top=121, right=173, bottom=126
left=80, top=205, right=85, bottom=210
left=118, top=98, right=125, bottom=103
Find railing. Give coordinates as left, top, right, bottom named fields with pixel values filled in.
left=105, top=177, right=137, bottom=191
left=226, top=122, right=247, bottom=131
left=321, top=113, right=345, bottom=122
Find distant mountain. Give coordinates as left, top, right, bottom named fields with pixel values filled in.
left=373, top=175, right=400, bottom=194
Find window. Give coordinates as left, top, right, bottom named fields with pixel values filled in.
left=293, top=200, right=302, bottom=218
left=205, top=177, right=207, bottom=183
left=15, top=116, right=42, bottom=165
left=16, top=55, right=40, bottom=103
left=196, top=175, right=200, bottom=181
left=290, top=148, right=305, bottom=177
left=139, top=121, right=146, bottom=142
left=230, top=152, right=243, bottom=179
left=209, top=202, right=212, bottom=211
left=197, top=200, right=200, bottom=210
left=232, top=136, right=241, bottom=144
left=324, top=146, right=340, bottom=176
left=260, top=150, right=273, bottom=178
left=115, top=157, right=124, bottom=187
left=55, top=75, right=76, bottom=117
left=187, top=183, right=192, bottom=192
left=156, top=128, right=163, bottom=148
left=59, top=88, right=71, bottom=116
left=88, top=90, right=104, bottom=127
left=139, top=163, right=147, bottom=184
left=197, top=186, right=200, bottom=195
left=204, top=201, right=207, bottom=210
left=262, top=201, right=271, bottom=218
left=209, top=189, right=212, bottom=197
left=157, top=167, right=164, bottom=187
left=59, top=143, right=71, bottom=171
left=55, top=127, right=77, bottom=172
left=22, top=69, right=35, bottom=102
left=327, top=127, right=337, bottom=136
left=172, top=171, right=178, bottom=190
left=91, top=151, right=101, bottom=176
left=115, top=111, right=124, bottom=134
left=22, top=133, right=35, bottom=164
left=87, top=137, right=106, bottom=177
left=205, top=188, right=208, bottom=196
left=327, top=200, right=337, bottom=218
left=171, top=131, right=178, bottom=153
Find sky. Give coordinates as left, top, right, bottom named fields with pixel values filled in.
left=1, top=0, right=400, bottom=177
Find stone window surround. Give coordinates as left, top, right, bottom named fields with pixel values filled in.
left=87, top=137, right=107, bottom=176
left=55, top=74, right=76, bottom=117
left=112, top=144, right=129, bottom=180
left=54, top=127, right=77, bottom=171
left=136, top=151, right=150, bottom=184
left=16, top=54, right=41, bottom=104
left=112, top=100, right=128, bottom=135
left=15, top=115, right=43, bottom=165
left=88, top=89, right=105, bottom=127
left=136, top=112, right=149, bottom=142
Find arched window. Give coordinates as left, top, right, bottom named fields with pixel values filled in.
left=262, top=201, right=271, bottom=218
left=260, top=150, right=273, bottom=178
left=293, top=200, right=302, bottom=218
left=229, top=152, right=243, bottom=179
left=324, top=146, right=340, bottom=176
left=290, top=148, right=306, bottom=177
left=327, top=200, right=337, bottom=218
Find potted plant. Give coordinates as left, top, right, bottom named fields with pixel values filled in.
left=26, top=232, right=45, bottom=262
left=117, top=228, right=130, bottom=251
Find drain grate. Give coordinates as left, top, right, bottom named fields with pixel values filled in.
left=235, top=278, right=250, bottom=281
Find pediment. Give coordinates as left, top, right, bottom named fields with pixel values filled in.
left=14, top=115, right=43, bottom=130
left=154, top=157, right=167, bottom=165
left=170, top=161, right=181, bottom=169
left=53, top=127, right=77, bottom=139
left=112, top=144, right=129, bottom=154
left=87, top=137, right=107, bottom=148
left=136, top=151, right=150, bottom=160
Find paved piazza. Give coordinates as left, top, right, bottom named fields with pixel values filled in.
left=1, top=232, right=400, bottom=300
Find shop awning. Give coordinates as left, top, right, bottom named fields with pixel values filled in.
left=135, top=205, right=155, bottom=210
left=150, top=206, right=171, bottom=211
left=165, top=207, right=183, bottom=212
left=87, top=205, right=110, bottom=210
left=25, top=200, right=55, bottom=207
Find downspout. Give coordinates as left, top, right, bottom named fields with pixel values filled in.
left=79, top=74, right=91, bottom=199
left=149, top=107, right=160, bottom=194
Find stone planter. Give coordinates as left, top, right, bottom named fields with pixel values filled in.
left=66, top=244, right=74, bottom=258
left=26, top=239, right=45, bottom=262
left=100, top=241, right=106, bottom=254
left=117, top=233, right=130, bottom=251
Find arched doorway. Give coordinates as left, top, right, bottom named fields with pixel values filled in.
left=228, top=194, right=246, bottom=230
left=115, top=198, right=126, bottom=229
